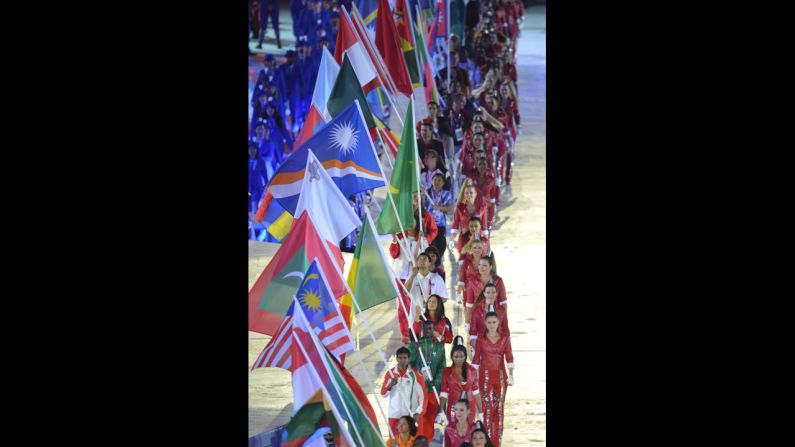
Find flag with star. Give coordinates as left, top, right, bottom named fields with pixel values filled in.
left=252, top=259, right=355, bottom=371
left=268, top=100, right=387, bottom=215
left=375, top=97, right=419, bottom=234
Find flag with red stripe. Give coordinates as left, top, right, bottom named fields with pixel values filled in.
left=334, top=6, right=380, bottom=94
left=252, top=259, right=355, bottom=371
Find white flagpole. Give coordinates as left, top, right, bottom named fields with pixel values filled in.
left=350, top=4, right=407, bottom=123
left=292, top=299, right=378, bottom=447
left=315, top=215, right=446, bottom=423
left=411, top=97, right=426, bottom=251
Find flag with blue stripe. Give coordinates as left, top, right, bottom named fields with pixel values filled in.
left=268, top=101, right=387, bottom=214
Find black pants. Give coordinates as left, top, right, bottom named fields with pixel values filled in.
left=431, top=226, right=447, bottom=259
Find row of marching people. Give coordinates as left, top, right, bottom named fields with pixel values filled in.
left=380, top=0, right=524, bottom=444
left=384, top=199, right=513, bottom=447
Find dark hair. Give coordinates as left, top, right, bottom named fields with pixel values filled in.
left=479, top=254, right=497, bottom=275
left=485, top=311, right=500, bottom=320
left=399, top=415, right=418, bottom=437
left=475, top=283, right=499, bottom=305
left=468, top=216, right=482, bottom=225
left=412, top=201, right=426, bottom=235
left=417, top=252, right=431, bottom=264
left=470, top=426, right=496, bottom=447
left=396, top=346, right=410, bottom=357
left=413, top=435, right=429, bottom=445
left=424, top=246, right=441, bottom=267
left=455, top=398, right=470, bottom=409
left=424, top=294, right=446, bottom=321
left=450, top=337, right=468, bottom=381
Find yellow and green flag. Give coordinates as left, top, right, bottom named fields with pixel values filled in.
left=375, top=98, right=418, bottom=235
left=345, top=209, right=400, bottom=319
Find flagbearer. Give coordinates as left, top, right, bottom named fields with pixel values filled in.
left=409, top=319, right=447, bottom=441
left=381, top=347, right=425, bottom=442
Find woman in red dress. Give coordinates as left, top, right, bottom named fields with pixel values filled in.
left=411, top=294, right=453, bottom=344
left=469, top=285, right=510, bottom=346
left=473, top=158, right=499, bottom=225
left=464, top=255, right=507, bottom=325
left=443, top=399, right=476, bottom=447
left=459, top=132, right=489, bottom=178
left=471, top=313, right=514, bottom=447
left=457, top=238, right=485, bottom=310
left=457, top=218, right=491, bottom=257
left=440, top=336, right=484, bottom=425
left=452, top=184, right=489, bottom=254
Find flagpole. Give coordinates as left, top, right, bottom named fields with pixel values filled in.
left=364, top=208, right=451, bottom=427
left=292, top=300, right=379, bottom=447
left=351, top=3, right=409, bottom=118
left=315, top=219, right=446, bottom=424
left=351, top=352, right=397, bottom=441
left=411, top=97, right=426, bottom=251
left=299, top=307, right=394, bottom=447
left=315, top=230, right=417, bottom=416
left=351, top=98, right=412, bottom=262
left=385, top=258, right=449, bottom=424
left=406, top=2, right=423, bottom=94
left=350, top=4, right=398, bottom=99
left=446, top=0, right=451, bottom=90
left=305, top=262, right=396, bottom=442
left=350, top=5, right=403, bottom=107
left=344, top=4, right=407, bottom=125
left=377, top=130, right=395, bottom=172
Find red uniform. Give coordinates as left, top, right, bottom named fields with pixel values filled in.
left=444, top=421, right=475, bottom=447
left=440, top=363, right=481, bottom=424
left=472, top=171, right=499, bottom=225
left=472, top=333, right=514, bottom=447
left=469, top=300, right=510, bottom=343
left=500, top=97, right=520, bottom=126
left=388, top=211, right=439, bottom=259
left=464, top=273, right=507, bottom=310
left=452, top=201, right=489, bottom=247
left=456, top=231, right=491, bottom=256
left=459, top=142, right=490, bottom=178
left=463, top=128, right=504, bottom=162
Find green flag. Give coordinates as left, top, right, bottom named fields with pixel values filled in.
left=321, top=346, right=384, bottom=447
left=375, top=99, right=418, bottom=235
left=326, top=55, right=376, bottom=130
left=280, top=388, right=342, bottom=447
left=347, top=209, right=400, bottom=313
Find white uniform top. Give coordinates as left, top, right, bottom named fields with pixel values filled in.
left=382, top=366, right=425, bottom=419
left=408, top=271, right=449, bottom=323
left=393, top=237, right=418, bottom=281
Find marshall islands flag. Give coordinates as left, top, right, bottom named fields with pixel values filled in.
left=267, top=100, right=387, bottom=215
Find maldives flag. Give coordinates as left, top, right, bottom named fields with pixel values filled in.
left=334, top=6, right=380, bottom=94
left=248, top=213, right=348, bottom=335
